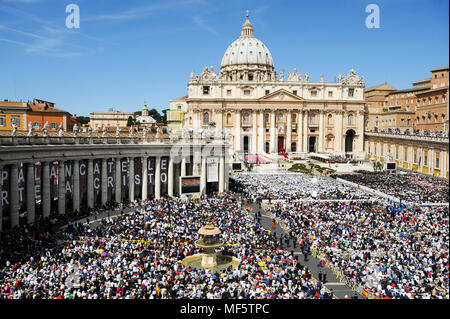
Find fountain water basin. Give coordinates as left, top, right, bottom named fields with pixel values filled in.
left=181, top=224, right=240, bottom=272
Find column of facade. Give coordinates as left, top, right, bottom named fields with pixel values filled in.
left=168, top=156, right=174, bottom=197
left=42, top=162, right=50, bottom=217
left=408, top=146, right=414, bottom=169
left=216, top=109, right=223, bottom=130
left=357, top=110, right=365, bottom=155
left=270, top=110, right=275, bottom=153
left=235, top=110, right=241, bottom=152
left=58, top=161, right=65, bottom=215
left=87, top=159, right=94, bottom=208
left=101, top=158, right=108, bottom=205
left=429, top=149, right=434, bottom=175
left=440, top=151, right=446, bottom=177
left=258, top=111, right=264, bottom=153
left=26, top=162, right=35, bottom=224
left=252, top=110, right=257, bottom=153
left=303, top=110, right=308, bottom=153
left=128, top=157, right=135, bottom=202
left=142, top=156, right=148, bottom=200
left=297, top=111, right=303, bottom=153
left=286, top=110, right=292, bottom=152
left=10, top=164, right=19, bottom=228
left=335, top=111, right=343, bottom=154
left=115, top=158, right=121, bottom=203
left=72, top=160, right=80, bottom=212
left=318, top=110, right=324, bottom=152
left=155, top=156, right=161, bottom=199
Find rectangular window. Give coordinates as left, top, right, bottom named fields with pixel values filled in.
left=49, top=122, right=58, bottom=129
left=311, top=91, right=317, bottom=97
left=404, top=151, right=407, bottom=161
left=226, top=89, right=232, bottom=96
left=32, top=122, right=40, bottom=129
left=203, top=86, right=210, bottom=95
left=243, top=90, right=251, bottom=96
left=265, top=90, right=270, bottom=95
left=436, top=157, right=440, bottom=169
left=424, top=155, right=428, bottom=166
left=11, top=116, right=20, bottom=127
left=0, top=116, right=5, bottom=126
left=328, top=91, right=333, bottom=97
left=348, top=88, right=354, bottom=97
left=293, top=90, right=297, bottom=95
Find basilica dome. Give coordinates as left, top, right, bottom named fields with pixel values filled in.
left=220, top=13, right=274, bottom=72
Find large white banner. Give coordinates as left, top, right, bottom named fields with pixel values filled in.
left=206, top=157, right=219, bottom=182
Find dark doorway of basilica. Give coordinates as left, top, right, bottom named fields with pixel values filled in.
left=308, top=136, right=317, bottom=153
left=345, top=129, right=355, bottom=153
left=243, top=136, right=249, bottom=154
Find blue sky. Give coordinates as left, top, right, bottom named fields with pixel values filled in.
left=0, top=0, right=448, bottom=116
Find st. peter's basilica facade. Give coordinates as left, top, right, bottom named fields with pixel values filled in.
left=177, top=13, right=366, bottom=159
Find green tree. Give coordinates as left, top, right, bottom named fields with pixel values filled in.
left=126, top=116, right=135, bottom=127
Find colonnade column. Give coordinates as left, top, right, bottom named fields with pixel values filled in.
left=155, top=156, right=161, bottom=199
left=42, top=162, right=50, bottom=217
left=142, top=156, right=148, bottom=201
left=101, top=158, right=108, bottom=205
left=286, top=110, right=292, bottom=152
left=181, top=156, right=187, bottom=177
left=87, top=159, right=94, bottom=209
left=58, top=161, right=65, bottom=215
left=0, top=165, right=3, bottom=233
left=303, top=110, right=308, bottom=153
left=128, top=157, right=135, bottom=202
left=73, top=160, right=80, bottom=212
left=168, top=156, right=174, bottom=197
left=10, top=164, right=19, bottom=229
left=219, top=154, right=225, bottom=193
left=115, top=158, right=121, bottom=203
left=26, top=163, right=35, bottom=224
left=200, top=155, right=206, bottom=195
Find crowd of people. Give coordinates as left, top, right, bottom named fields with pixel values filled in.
left=0, top=194, right=331, bottom=299
left=371, top=127, right=448, bottom=138
left=1, top=168, right=448, bottom=300
left=336, top=171, right=449, bottom=203
left=232, top=173, right=372, bottom=202
left=265, top=200, right=448, bottom=299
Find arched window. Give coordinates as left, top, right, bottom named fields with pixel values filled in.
left=348, top=114, right=354, bottom=125
left=203, top=112, right=209, bottom=124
